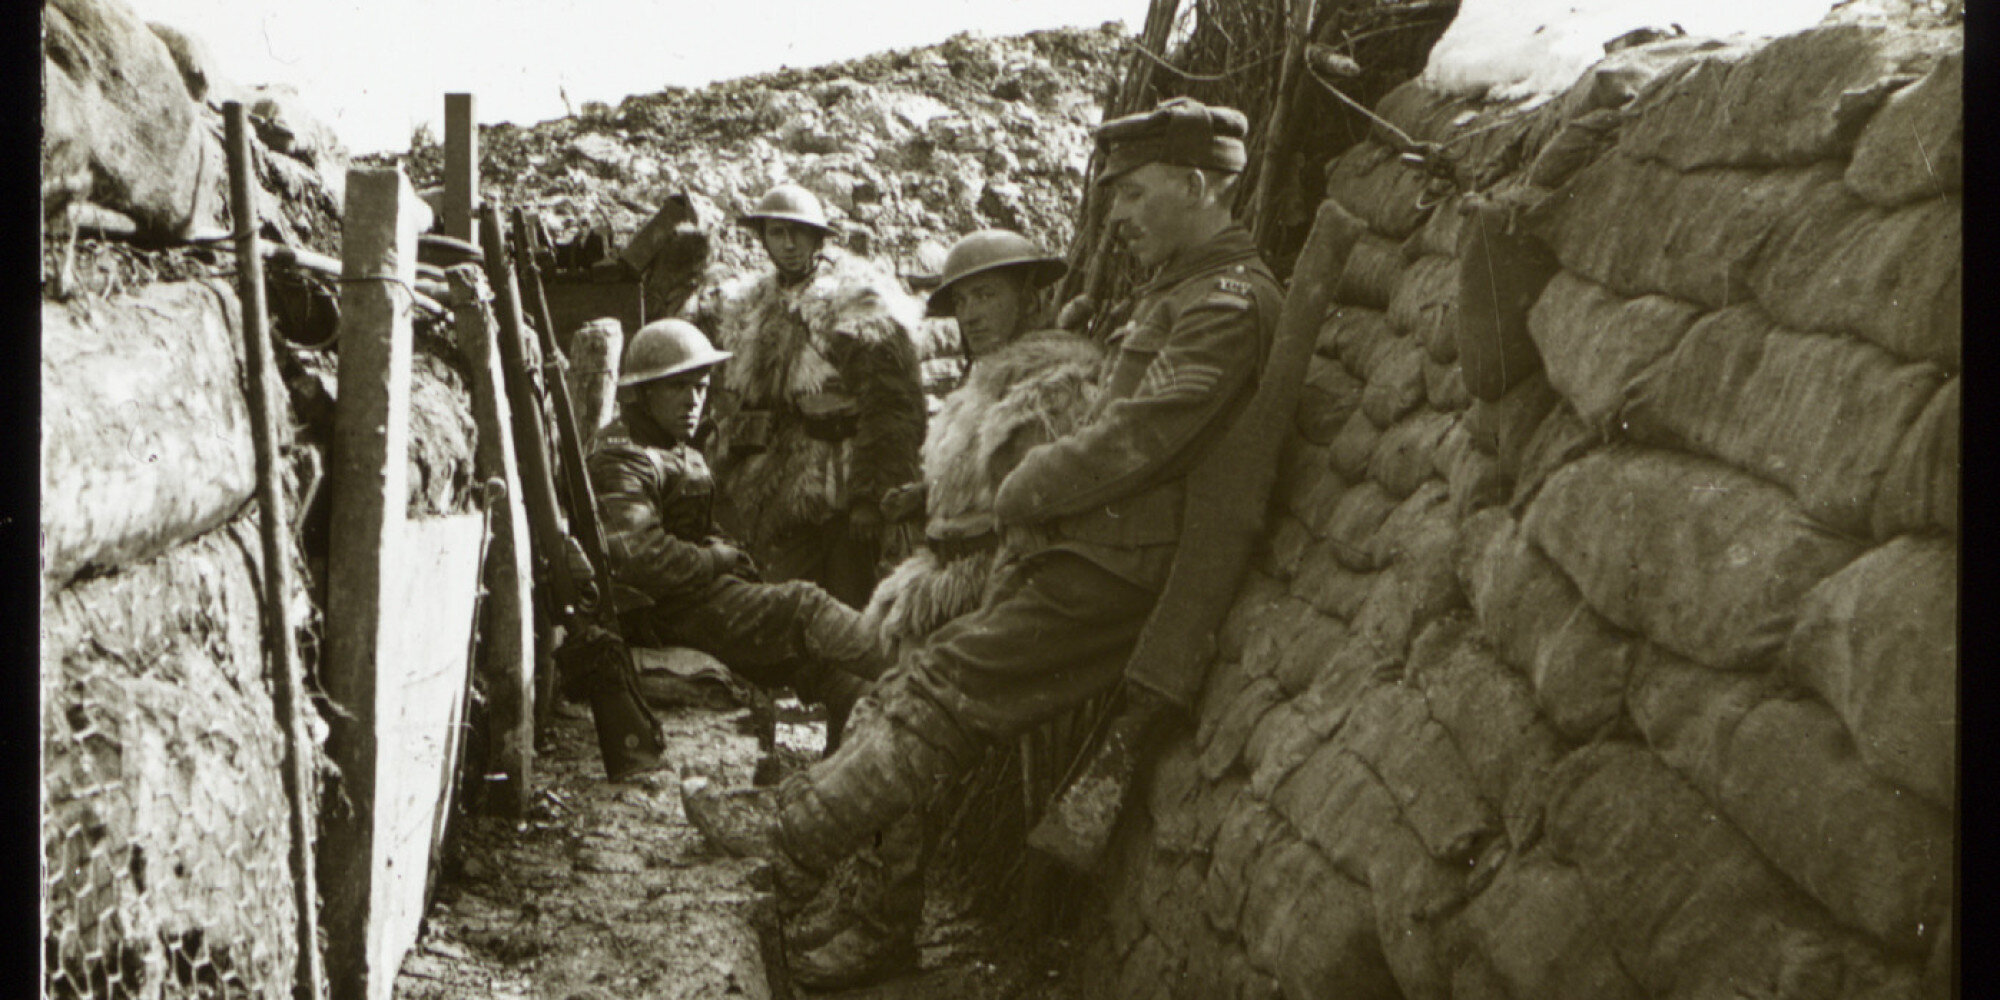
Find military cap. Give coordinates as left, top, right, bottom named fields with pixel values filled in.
left=1093, top=97, right=1251, bottom=186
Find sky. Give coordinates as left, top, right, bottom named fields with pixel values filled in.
left=126, top=0, right=1158, bottom=155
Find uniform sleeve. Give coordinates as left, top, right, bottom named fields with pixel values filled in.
left=589, top=446, right=730, bottom=601
left=831, top=328, right=927, bottom=510
left=994, top=291, right=1263, bottom=524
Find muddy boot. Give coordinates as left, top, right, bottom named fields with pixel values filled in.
left=679, top=775, right=823, bottom=908
left=788, top=810, right=925, bottom=989
left=787, top=810, right=925, bottom=949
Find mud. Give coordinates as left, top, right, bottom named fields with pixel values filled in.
left=395, top=697, right=1083, bottom=1000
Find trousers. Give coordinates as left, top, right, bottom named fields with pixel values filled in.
left=775, top=551, right=1156, bottom=871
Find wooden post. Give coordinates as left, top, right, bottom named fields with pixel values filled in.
left=444, top=94, right=477, bottom=245
left=450, top=265, right=537, bottom=818
left=224, top=101, right=327, bottom=1000
left=321, top=166, right=421, bottom=1000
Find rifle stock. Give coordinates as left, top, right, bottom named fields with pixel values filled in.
left=480, top=202, right=667, bottom=781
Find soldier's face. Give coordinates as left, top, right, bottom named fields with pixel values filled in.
left=761, top=220, right=822, bottom=278
left=951, top=270, right=1033, bottom=357
left=641, top=371, right=710, bottom=443
left=1105, top=164, right=1201, bottom=269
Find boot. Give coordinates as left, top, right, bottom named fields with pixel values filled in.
left=787, top=811, right=925, bottom=949
left=679, top=775, right=823, bottom=907
left=788, top=915, right=920, bottom=990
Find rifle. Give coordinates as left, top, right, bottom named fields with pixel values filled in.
left=480, top=202, right=667, bottom=781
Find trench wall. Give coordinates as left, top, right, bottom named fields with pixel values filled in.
left=1076, top=22, right=1958, bottom=1000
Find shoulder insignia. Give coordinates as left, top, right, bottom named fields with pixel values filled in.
left=1215, top=277, right=1254, bottom=297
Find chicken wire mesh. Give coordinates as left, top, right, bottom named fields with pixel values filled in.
left=42, top=517, right=313, bottom=1000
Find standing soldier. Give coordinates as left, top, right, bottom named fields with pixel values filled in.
left=785, top=230, right=1105, bottom=987
left=587, top=319, right=886, bottom=750
left=687, top=184, right=928, bottom=610
left=679, top=98, right=1284, bottom=975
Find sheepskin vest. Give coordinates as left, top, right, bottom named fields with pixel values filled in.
left=863, top=328, right=1104, bottom=650
left=704, top=247, right=927, bottom=550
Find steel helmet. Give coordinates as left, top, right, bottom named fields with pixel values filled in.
left=618, top=319, right=732, bottom=387
left=739, top=184, right=835, bottom=237
left=925, top=229, right=1069, bottom=317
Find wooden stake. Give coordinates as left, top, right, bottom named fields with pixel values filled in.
left=449, top=265, right=536, bottom=818
left=224, top=100, right=327, bottom=1000
left=321, top=166, right=421, bottom=1000
left=444, top=93, right=478, bottom=245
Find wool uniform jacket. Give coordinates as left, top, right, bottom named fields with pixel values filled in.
left=993, top=226, right=1282, bottom=591
left=862, top=328, right=1104, bottom=650
left=587, top=409, right=747, bottom=613
left=688, top=246, right=928, bottom=550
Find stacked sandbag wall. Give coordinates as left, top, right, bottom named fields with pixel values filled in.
left=41, top=278, right=480, bottom=999
left=1073, top=20, right=1957, bottom=1000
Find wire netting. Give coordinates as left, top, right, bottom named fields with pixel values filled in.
left=42, top=513, right=315, bottom=1000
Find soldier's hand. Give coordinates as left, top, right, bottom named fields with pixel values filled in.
left=708, top=541, right=759, bottom=581
left=880, top=482, right=927, bottom=523
left=1057, top=294, right=1096, bottom=333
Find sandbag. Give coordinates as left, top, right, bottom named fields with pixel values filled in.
left=1718, top=697, right=1952, bottom=955
left=1351, top=487, right=1462, bottom=660
left=1387, top=254, right=1460, bottom=363
left=1431, top=420, right=1504, bottom=517
left=1323, top=306, right=1398, bottom=381
left=1324, top=141, right=1433, bottom=240
left=1526, top=270, right=1700, bottom=428
left=1290, top=541, right=1378, bottom=622
left=1456, top=200, right=1557, bottom=400
left=1202, top=798, right=1284, bottom=933
left=1216, top=571, right=1294, bottom=664
left=1845, top=50, right=1962, bottom=208
left=1752, top=182, right=1959, bottom=371
left=1408, top=193, right=1466, bottom=262
left=1336, top=234, right=1409, bottom=310
left=1458, top=851, right=1646, bottom=1000
left=1616, top=25, right=1955, bottom=170
left=1541, top=742, right=1922, bottom=997
left=1422, top=354, right=1469, bottom=414
left=42, top=280, right=258, bottom=588
left=1360, top=336, right=1426, bottom=429
left=1536, top=156, right=1838, bottom=312
left=1458, top=512, right=1575, bottom=671
left=1872, top=376, right=1957, bottom=537
left=1406, top=616, right=1564, bottom=811
left=43, top=0, right=225, bottom=239
left=1240, top=837, right=1401, bottom=1000
left=1463, top=370, right=1556, bottom=466
left=1622, top=305, right=1946, bottom=537
left=1507, top=400, right=1595, bottom=509
left=1295, top=355, right=1363, bottom=445
left=565, top=317, right=624, bottom=454
left=1625, top=643, right=1774, bottom=797
left=1784, top=536, right=1956, bottom=807
left=1282, top=443, right=1349, bottom=535
left=1271, top=611, right=1351, bottom=697
left=1331, top=406, right=1384, bottom=483
left=1264, top=514, right=1315, bottom=582
left=1524, top=446, right=1864, bottom=670
left=1367, top=411, right=1454, bottom=500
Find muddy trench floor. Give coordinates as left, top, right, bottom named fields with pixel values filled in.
left=394, top=696, right=1084, bottom=1000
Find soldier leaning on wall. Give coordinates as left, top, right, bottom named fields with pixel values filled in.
left=582, top=319, right=889, bottom=749
left=780, top=229, right=1106, bottom=987
left=682, top=186, right=929, bottom=611
left=677, top=97, right=1284, bottom=974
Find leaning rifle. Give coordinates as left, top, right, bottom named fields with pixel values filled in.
left=480, top=202, right=667, bottom=781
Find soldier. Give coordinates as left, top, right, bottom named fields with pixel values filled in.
left=686, top=184, right=929, bottom=610
left=588, top=319, right=886, bottom=748
left=785, top=230, right=1105, bottom=986
left=680, top=96, right=1283, bottom=981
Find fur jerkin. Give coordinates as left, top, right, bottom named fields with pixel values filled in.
left=863, top=329, right=1104, bottom=650
left=699, top=247, right=927, bottom=541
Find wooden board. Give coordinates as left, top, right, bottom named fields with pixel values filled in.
left=368, top=513, right=486, bottom=994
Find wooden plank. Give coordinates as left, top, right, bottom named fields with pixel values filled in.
left=443, top=93, right=477, bottom=244
left=450, top=265, right=537, bottom=817
left=321, top=165, right=424, bottom=1000
left=376, top=514, right=486, bottom=986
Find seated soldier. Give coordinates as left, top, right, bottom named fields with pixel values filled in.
left=587, top=318, right=885, bottom=745
left=680, top=97, right=1283, bottom=982
left=785, top=230, right=1105, bottom=986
